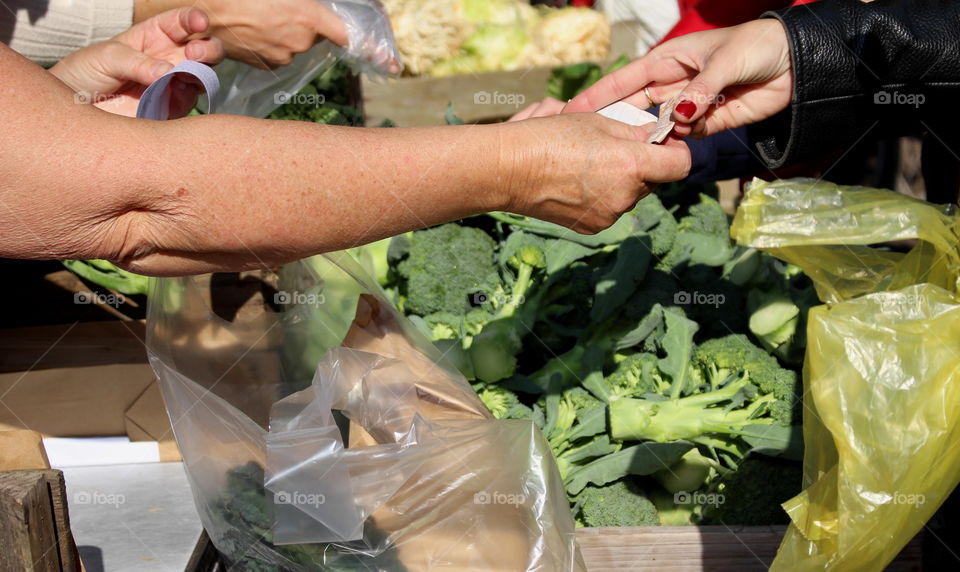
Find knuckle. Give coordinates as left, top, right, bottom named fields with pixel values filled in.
left=292, top=37, right=315, bottom=54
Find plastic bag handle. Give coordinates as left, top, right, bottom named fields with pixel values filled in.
left=136, top=60, right=220, bottom=120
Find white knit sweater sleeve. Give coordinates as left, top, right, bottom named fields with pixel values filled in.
left=2, top=0, right=134, bottom=66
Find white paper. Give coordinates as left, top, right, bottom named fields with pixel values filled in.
left=597, top=101, right=658, bottom=126
left=44, top=436, right=161, bottom=468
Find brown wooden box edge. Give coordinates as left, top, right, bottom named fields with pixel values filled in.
left=185, top=525, right=923, bottom=572
left=0, top=321, right=179, bottom=461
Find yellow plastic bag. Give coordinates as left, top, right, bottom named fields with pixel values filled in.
left=731, top=178, right=960, bottom=570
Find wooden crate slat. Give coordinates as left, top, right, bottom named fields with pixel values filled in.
left=0, top=470, right=80, bottom=572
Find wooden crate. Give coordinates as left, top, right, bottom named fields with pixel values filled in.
left=362, top=66, right=555, bottom=127
left=0, top=470, right=81, bottom=572
left=360, top=22, right=643, bottom=127
left=185, top=525, right=924, bottom=571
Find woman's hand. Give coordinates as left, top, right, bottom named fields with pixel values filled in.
left=500, top=113, right=691, bottom=234
left=136, top=0, right=348, bottom=69
left=50, top=8, right=223, bottom=118
left=565, top=19, right=793, bottom=138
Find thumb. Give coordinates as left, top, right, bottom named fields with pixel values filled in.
left=102, top=44, right=173, bottom=87
left=671, top=64, right=733, bottom=125
left=634, top=139, right=691, bottom=184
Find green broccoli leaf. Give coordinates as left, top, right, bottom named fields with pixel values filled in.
left=741, top=424, right=804, bottom=461
left=565, top=441, right=694, bottom=495
left=657, top=311, right=700, bottom=399
left=591, top=235, right=652, bottom=322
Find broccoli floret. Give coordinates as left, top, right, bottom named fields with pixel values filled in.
left=538, top=387, right=613, bottom=481
left=476, top=385, right=533, bottom=420
left=585, top=352, right=667, bottom=402
left=680, top=194, right=730, bottom=237
left=422, top=312, right=463, bottom=340
left=656, top=194, right=734, bottom=270
left=693, top=334, right=800, bottom=426
left=649, top=215, right=678, bottom=256
left=575, top=479, right=660, bottom=527
left=631, top=194, right=676, bottom=256
left=702, top=455, right=802, bottom=525
left=609, top=331, right=800, bottom=465
left=397, top=224, right=501, bottom=315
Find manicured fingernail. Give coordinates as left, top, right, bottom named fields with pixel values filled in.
left=675, top=99, right=697, bottom=120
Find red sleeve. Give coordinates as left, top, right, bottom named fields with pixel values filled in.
left=661, top=0, right=816, bottom=43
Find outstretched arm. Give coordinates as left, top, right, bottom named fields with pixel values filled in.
left=0, top=43, right=690, bottom=276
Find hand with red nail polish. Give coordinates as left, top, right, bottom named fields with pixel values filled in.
left=674, top=100, right=697, bottom=120
left=565, top=19, right=793, bottom=139
left=50, top=8, right=224, bottom=118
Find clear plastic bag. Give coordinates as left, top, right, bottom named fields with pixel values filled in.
left=146, top=252, right=583, bottom=571
left=214, top=0, right=401, bottom=118
left=731, top=178, right=960, bottom=570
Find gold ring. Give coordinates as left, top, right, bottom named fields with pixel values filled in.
left=644, top=87, right=655, bottom=106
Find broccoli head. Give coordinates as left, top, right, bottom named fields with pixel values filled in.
left=575, top=479, right=660, bottom=527
left=476, top=385, right=533, bottom=420
left=656, top=194, right=734, bottom=270
left=701, top=455, right=802, bottom=525
left=693, top=334, right=800, bottom=426
left=585, top=352, right=667, bottom=403
left=609, top=372, right=775, bottom=443
left=397, top=223, right=501, bottom=315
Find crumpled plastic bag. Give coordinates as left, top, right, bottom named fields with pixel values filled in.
left=146, top=252, right=582, bottom=571
left=214, top=0, right=401, bottom=117
left=731, top=178, right=960, bottom=570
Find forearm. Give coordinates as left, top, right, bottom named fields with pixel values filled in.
left=122, top=117, right=508, bottom=274
left=751, top=0, right=960, bottom=168
left=0, top=43, right=507, bottom=275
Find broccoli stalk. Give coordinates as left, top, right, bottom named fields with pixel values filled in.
left=609, top=374, right=775, bottom=443
left=468, top=241, right=547, bottom=382
left=652, top=448, right=726, bottom=494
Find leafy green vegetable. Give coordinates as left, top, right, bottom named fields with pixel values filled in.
left=212, top=462, right=406, bottom=571
left=702, top=455, right=803, bottom=525
left=62, top=259, right=150, bottom=295
left=545, top=55, right=631, bottom=101
left=575, top=479, right=660, bottom=527
left=564, top=441, right=693, bottom=495
left=396, top=223, right=501, bottom=315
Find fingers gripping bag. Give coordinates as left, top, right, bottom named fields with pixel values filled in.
left=731, top=178, right=960, bottom=570
left=214, top=0, right=401, bottom=118
left=146, top=251, right=584, bottom=571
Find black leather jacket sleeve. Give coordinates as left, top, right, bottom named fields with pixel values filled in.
left=748, top=0, right=960, bottom=169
